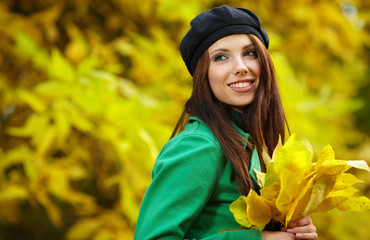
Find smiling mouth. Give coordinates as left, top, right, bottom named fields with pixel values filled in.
left=228, top=80, right=254, bottom=88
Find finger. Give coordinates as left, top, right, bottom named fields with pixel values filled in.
left=289, top=216, right=312, bottom=227
left=287, top=224, right=316, bottom=234
left=295, top=232, right=318, bottom=239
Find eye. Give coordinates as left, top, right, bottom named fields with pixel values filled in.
left=214, top=55, right=228, bottom=62
left=244, top=49, right=257, bottom=58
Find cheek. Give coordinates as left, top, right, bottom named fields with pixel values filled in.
left=207, top=67, right=220, bottom=92
left=253, top=61, right=262, bottom=78
left=247, top=61, right=262, bottom=89
left=208, top=74, right=217, bottom=96
left=208, top=65, right=226, bottom=85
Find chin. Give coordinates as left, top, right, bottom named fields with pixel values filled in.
left=230, top=100, right=253, bottom=108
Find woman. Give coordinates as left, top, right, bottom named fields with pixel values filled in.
left=135, top=5, right=318, bottom=240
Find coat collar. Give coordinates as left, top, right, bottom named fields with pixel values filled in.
left=187, top=115, right=261, bottom=188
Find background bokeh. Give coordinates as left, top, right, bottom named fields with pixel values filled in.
left=0, top=0, right=369, bottom=239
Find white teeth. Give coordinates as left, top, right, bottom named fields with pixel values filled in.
left=230, top=82, right=251, bottom=88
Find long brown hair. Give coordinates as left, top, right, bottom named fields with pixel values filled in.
left=172, top=34, right=288, bottom=195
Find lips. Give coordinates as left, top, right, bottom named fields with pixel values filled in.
left=227, top=79, right=255, bottom=92
left=229, top=81, right=252, bottom=88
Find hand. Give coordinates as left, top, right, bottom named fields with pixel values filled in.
left=284, top=216, right=318, bottom=239
left=261, top=231, right=295, bottom=240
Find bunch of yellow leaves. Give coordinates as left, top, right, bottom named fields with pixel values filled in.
left=230, top=134, right=370, bottom=229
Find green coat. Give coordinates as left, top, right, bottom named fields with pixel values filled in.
left=134, top=116, right=263, bottom=240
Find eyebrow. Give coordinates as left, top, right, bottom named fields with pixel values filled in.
left=210, top=44, right=255, bottom=55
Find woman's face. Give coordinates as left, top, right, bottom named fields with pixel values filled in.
left=208, top=34, right=261, bottom=111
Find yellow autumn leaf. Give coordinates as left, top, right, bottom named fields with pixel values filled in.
left=260, top=184, right=280, bottom=204
left=6, top=114, right=48, bottom=138
left=230, top=134, right=370, bottom=229
left=264, top=163, right=278, bottom=187
left=246, top=190, right=271, bottom=227
left=326, top=187, right=358, bottom=198
left=330, top=172, right=363, bottom=192
left=254, top=169, right=265, bottom=189
left=66, top=217, right=102, bottom=239
left=53, top=105, right=71, bottom=145
left=314, top=172, right=362, bottom=213
left=337, top=172, right=363, bottom=186
left=260, top=184, right=283, bottom=222
left=35, top=126, right=56, bottom=157
left=49, top=48, right=75, bottom=81
left=316, top=144, right=335, bottom=167
left=314, top=196, right=347, bottom=213
left=48, top=168, right=69, bottom=197
left=261, top=135, right=282, bottom=164
left=139, top=128, right=159, bottom=162
left=274, top=135, right=315, bottom=217
left=0, top=185, right=28, bottom=202
left=276, top=170, right=301, bottom=214
left=272, top=135, right=283, bottom=162
left=303, top=175, right=336, bottom=216
left=63, top=190, right=98, bottom=215
left=37, top=191, right=63, bottom=227
left=285, top=176, right=314, bottom=225
left=337, top=196, right=370, bottom=212
left=229, top=196, right=253, bottom=228
left=262, top=144, right=272, bottom=164
left=16, top=89, right=46, bottom=112
left=274, top=134, right=313, bottom=177
left=346, top=160, right=370, bottom=172
left=315, top=159, right=350, bottom=176
left=313, top=172, right=362, bottom=212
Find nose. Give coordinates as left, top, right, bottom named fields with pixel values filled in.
left=233, top=58, right=248, bottom=75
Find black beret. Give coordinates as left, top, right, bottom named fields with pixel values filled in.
left=180, top=5, right=269, bottom=76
